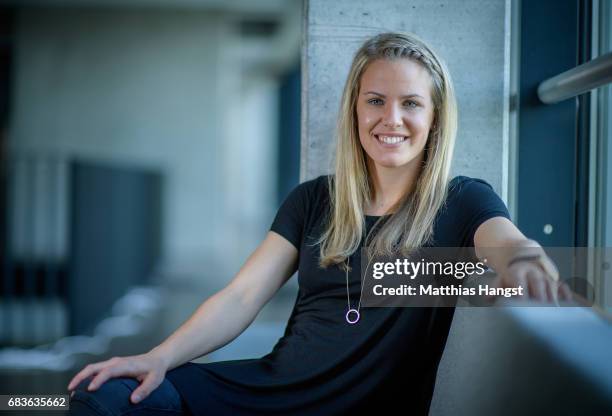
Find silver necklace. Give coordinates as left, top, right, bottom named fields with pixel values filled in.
left=344, top=249, right=375, bottom=325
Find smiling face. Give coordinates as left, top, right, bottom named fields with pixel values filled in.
left=356, top=58, right=435, bottom=173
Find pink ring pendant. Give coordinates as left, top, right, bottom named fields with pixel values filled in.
left=346, top=308, right=360, bottom=324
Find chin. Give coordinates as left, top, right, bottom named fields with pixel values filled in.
left=374, top=157, right=414, bottom=169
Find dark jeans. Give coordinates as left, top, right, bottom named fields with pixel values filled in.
left=68, top=375, right=188, bottom=416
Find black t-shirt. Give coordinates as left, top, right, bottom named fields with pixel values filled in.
left=165, top=174, right=511, bottom=415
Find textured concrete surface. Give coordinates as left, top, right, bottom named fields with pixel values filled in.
left=302, top=0, right=509, bottom=196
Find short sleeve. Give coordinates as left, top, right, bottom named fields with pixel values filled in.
left=269, top=180, right=312, bottom=250
left=450, top=177, right=511, bottom=247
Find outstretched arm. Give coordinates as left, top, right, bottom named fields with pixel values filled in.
left=473, top=216, right=569, bottom=302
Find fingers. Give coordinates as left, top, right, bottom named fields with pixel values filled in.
left=87, top=365, right=128, bottom=391
left=506, top=272, right=529, bottom=300
left=86, top=357, right=141, bottom=391
left=526, top=270, right=546, bottom=302
left=130, top=374, right=161, bottom=404
left=67, top=361, right=108, bottom=391
left=489, top=263, right=575, bottom=306
left=544, top=278, right=558, bottom=304
left=558, top=282, right=573, bottom=302
left=68, top=357, right=134, bottom=392
left=528, top=272, right=568, bottom=304
left=505, top=263, right=567, bottom=304
left=545, top=281, right=573, bottom=305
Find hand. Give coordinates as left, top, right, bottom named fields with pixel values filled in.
left=492, top=260, right=573, bottom=303
left=66, top=351, right=169, bottom=404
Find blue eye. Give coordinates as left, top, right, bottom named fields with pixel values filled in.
left=367, top=98, right=383, bottom=105
left=404, top=101, right=419, bottom=108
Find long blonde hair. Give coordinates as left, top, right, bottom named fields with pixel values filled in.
left=316, top=32, right=458, bottom=269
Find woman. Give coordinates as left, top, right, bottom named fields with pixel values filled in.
left=67, top=32, right=568, bottom=415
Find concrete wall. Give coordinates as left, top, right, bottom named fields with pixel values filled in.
left=302, top=0, right=510, bottom=197
left=302, top=0, right=511, bottom=414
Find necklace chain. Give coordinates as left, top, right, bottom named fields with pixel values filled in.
left=345, top=248, right=375, bottom=324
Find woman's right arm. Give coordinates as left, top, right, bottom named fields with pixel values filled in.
left=67, top=231, right=298, bottom=401
left=152, top=230, right=298, bottom=370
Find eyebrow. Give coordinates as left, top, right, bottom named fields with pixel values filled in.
left=363, top=91, right=425, bottom=99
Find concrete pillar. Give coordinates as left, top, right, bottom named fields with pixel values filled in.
left=302, top=0, right=510, bottom=196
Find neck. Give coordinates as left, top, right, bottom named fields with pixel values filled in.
left=365, top=154, right=423, bottom=216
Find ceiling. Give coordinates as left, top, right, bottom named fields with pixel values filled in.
left=1, top=0, right=296, bottom=16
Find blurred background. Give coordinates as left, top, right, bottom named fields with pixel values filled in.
left=0, top=0, right=302, bottom=395
left=0, top=0, right=610, bottom=414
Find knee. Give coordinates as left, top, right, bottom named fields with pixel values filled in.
left=70, top=376, right=132, bottom=415
left=69, top=376, right=183, bottom=415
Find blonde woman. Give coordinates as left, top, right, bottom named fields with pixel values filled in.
left=67, top=32, right=567, bottom=415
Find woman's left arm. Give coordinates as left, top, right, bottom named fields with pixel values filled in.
left=473, top=216, right=570, bottom=303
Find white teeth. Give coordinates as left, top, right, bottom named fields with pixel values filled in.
left=377, top=135, right=407, bottom=144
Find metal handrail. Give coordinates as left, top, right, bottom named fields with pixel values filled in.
left=537, top=51, right=612, bottom=104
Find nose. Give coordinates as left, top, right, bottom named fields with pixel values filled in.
left=382, top=103, right=403, bottom=128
